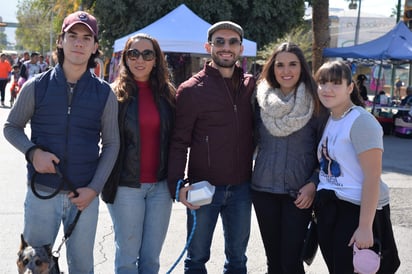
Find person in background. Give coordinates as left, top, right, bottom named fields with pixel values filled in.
left=356, top=74, right=368, bottom=102
left=38, top=54, right=49, bottom=72
left=17, top=51, right=30, bottom=68
left=167, top=21, right=256, bottom=273
left=101, top=33, right=176, bottom=274
left=251, top=42, right=328, bottom=274
left=374, top=90, right=390, bottom=106
left=9, top=64, right=20, bottom=107
left=3, top=11, right=120, bottom=273
left=400, top=86, right=412, bottom=106
left=395, top=77, right=403, bottom=99
left=314, top=60, right=400, bottom=274
left=393, top=86, right=412, bottom=119
left=18, top=52, right=40, bottom=88
left=0, top=53, right=12, bottom=107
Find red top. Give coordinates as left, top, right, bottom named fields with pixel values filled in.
left=137, top=81, right=160, bottom=183
left=0, top=59, right=12, bottom=79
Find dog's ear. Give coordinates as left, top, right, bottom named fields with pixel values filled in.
left=20, top=234, right=29, bottom=250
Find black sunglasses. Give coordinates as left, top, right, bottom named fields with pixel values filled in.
left=126, top=49, right=155, bottom=61
left=210, top=37, right=242, bottom=48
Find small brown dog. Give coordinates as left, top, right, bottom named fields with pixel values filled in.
left=17, top=234, right=61, bottom=274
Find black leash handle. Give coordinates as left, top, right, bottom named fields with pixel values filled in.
left=30, top=161, right=79, bottom=199
left=27, top=146, right=83, bottom=258
left=30, top=159, right=82, bottom=246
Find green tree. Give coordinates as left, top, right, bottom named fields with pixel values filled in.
left=0, top=31, right=7, bottom=50
left=15, top=0, right=54, bottom=53
left=392, top=4, right=402, bottom=19
left=16, top=0, right=315, bottom=62
left=15, top=0, right=94, bottom=54
left=94, top=0, right=306, bottom=56
left=257, top=23, right=312, bottom=64
left=242, top=0, right=306, bottom=47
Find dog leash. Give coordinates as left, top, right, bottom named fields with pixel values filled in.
left=166, top=179, right=197, bottom=274
left=30, top=160, right=82, bottom=258
left=30, top=161, right=72, bottom=200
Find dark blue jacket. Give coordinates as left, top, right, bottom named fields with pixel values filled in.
left=28, top=64, right=111, bottom=190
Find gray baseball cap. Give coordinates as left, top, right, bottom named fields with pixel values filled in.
left=207, top=21, right=244, bottom=42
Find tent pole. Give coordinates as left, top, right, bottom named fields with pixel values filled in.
left=372, top=60, right=384, bottom=114
left=391, top=63, right=396, bottom=99
left=409, top=61, right=412, bottom=89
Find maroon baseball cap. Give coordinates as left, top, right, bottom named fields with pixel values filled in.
left=61, top=11, right=98, bottom=38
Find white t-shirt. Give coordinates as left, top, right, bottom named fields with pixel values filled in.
left=317, top=106, right=390, bottom=208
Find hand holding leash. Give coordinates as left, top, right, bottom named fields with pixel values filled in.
left=69, top=187, right=97, bottom=211
left=167, top=179, right=214, bottom=273
left=29, top=147, right=83, bottom=263
left=31, top=148, right=60, bottom=174
left=26, top=146, right=79, bottom=200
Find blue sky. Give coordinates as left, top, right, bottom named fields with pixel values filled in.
left=1, top=0, right=19, bottom=46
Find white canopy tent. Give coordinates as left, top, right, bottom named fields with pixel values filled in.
left=113, top=4, right=257, bottom=57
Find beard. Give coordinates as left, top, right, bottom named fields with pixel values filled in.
left=211, top=51, right=238, bottom=68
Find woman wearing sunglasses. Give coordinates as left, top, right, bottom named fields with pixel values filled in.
left=102, top=33, right=176, bottom=274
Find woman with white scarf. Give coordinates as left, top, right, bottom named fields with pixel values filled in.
left=251, top=42, right=328, bottom=274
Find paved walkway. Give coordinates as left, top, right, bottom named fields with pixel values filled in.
left=0, top=99, right=411, bottom=273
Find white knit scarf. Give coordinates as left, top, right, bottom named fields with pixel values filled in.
left=256, top=80, right=314, bottom=137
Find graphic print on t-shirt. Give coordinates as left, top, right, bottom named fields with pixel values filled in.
left=319, top=137, right=342, bottom=186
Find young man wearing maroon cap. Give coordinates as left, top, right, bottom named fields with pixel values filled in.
left=4, top=11, right=120, bottom=273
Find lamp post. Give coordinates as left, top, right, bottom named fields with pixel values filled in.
left=348, top=0, right=362, bottom=45
left=49, top=0, right=54, bottom=66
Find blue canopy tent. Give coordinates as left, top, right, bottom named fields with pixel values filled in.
left=323, top=22, right=412, bottom=128
left=323, top=22, right=412, bottom=102
left=323, top=22, right=412, bottom=60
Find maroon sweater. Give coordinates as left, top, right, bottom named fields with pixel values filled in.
left=167, top=64, right=255, bottom=194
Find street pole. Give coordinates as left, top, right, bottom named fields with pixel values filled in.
left=393, top=0, right=402, bottom=98
left=50, top=12, right=53, bottom=66
left=354, top=0, right=362, bottom=45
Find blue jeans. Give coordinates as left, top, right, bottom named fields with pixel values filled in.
left=107, top=180, right=172, bottom=274
left=24, top=188, right=99, bottom=274
left=184, top=182, right=251, bottom=274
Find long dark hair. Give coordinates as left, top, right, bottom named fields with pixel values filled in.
left=314, top=61, right=364, bottom=107
left=112, top=33, right=175, bottom=106
left=258, top=42, right=321, bottom=115
left=56, top=32, right=101, bottom=69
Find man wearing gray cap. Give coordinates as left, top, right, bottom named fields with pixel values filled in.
left=168, top=21, right=255, bottom=273
left=4, top=11, right=119, bottom=273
